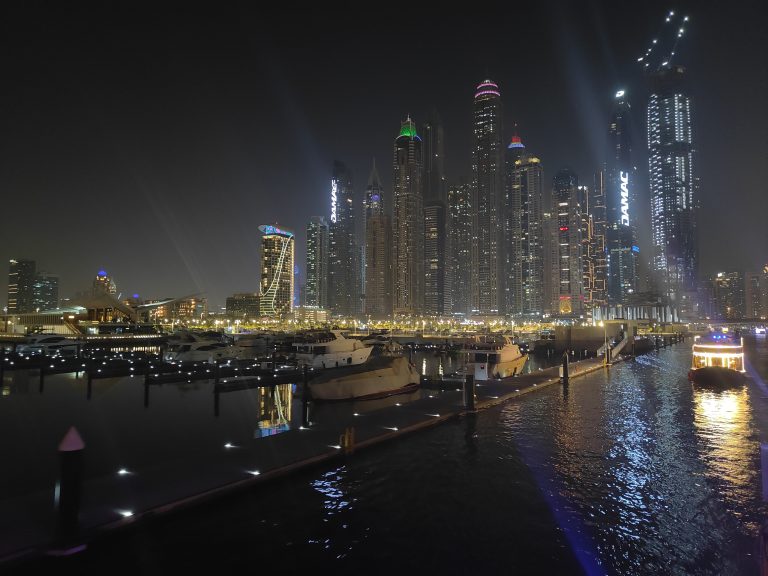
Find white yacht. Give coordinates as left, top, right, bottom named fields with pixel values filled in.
left=292, top=330, right=373, bottom=369
left=460, top=335, right=527, bottom=380
left=165, top=331, right=240, bottom=363
left=17, top=335, right=84, bottom=357
left=308, top=355, right=419, bottom=401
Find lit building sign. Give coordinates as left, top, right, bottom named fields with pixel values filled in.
left=258, top=225, right=294, bottom=238
left=331, top=180, right=338, bottom=223
left=620, top=171, right=630, bottom=226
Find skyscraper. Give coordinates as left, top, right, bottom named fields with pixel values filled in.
left=552, top=169, right=585, bottom=315
left=306, top=216, right=329, bottom=309
left=647, top=65, right=698, bottom=314
left=328, top=161, right=358, bottom=316
left=393, top=117, right=424, bottom=316
left=259, top=224, right=295, bottom=318
left=471, top=79, right=505, bottom=315
left=506, top=135, right=544, bottom=316
left=605, top=89, right=638, bottom=304
left=33, top=272, right=59, bottom=311
left=364, top=160, right=392, bottom=318
left=590, top=171, right=608, bottom=308
left=422, top=109, right=446, bottom=205
left=92, top=270, right=117, bottom=296
left=422, top=109, right=448, bottom=316
left=7, top=259, right=36, bottom=314
left=448, top=181, right=472, bottom=316
left=711, top=271, right=745, bottom=320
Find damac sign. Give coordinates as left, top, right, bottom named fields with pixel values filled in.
left=331, top=179, right=338, bottom=223
left=620, top=171, right=629, bottom=226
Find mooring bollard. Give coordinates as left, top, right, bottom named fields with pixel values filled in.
left=561, top=351, right=569, bottom=384
left=464, top=374, right=475, bottom=411
left=302, top=365, right=311, bottom=428
left=52, top=426, right=86, bottom=554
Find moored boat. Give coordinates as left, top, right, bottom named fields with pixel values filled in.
left=308, top=355, right=419, bottom=401
left=293, top=330, right=373, bottom=369
left=460, top=335, right=527, bottom=380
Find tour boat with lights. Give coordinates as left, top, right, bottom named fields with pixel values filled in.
left=307, top=355, right=420, bottom=401
left=292, top=330, right=374, bottom=369
left=460, top=335, right=528, bottom=380
left=688, top=332, right=747, bottom=386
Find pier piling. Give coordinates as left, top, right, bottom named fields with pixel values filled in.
left=463, top=374, right=475, bottom=411
left=561, top=352, right=570, bottom=384
left=51, top=426, right=86, bottom=555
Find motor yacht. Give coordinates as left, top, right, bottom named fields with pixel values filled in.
left=293, top=330, right=373, bottom=369
left=459, top=335, right=527, bottom=380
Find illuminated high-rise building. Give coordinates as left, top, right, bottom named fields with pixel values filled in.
left=606, top=89, right=638, bottom=304
left=711, top=271, right=745, bottom=320
left=422, top=109, right=446, bottom=205
left=422, top=110, right=448, bottom=316
left=590, top=171, right=608, bottom=308
left=306, top=216, right=329, bottom=309
left=32, top=272, right=59, bottom=311
left=393, top=117, right=424, bottom=315
left=93, top=270, right=117, bottom=296
left=745, top=271, right=763, bottom=319
left=506, top=135, right=544, bottom=316
left=471, top=79, right=505, bottom=315
left=328, top=161, right=358, bottom=316
left=448, top=181, right=472, bottom=315
left=647, top=65, right=698, bottom=313
left=7, top=259, right=36, bottom=313
left=364, top=160, right=392, bottom=318
left=258, top=225, right=295, bottom=318
left=552, top=169, right=585, bottom=316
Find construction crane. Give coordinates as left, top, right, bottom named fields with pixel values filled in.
left=636, top=10, right=690, bottom=72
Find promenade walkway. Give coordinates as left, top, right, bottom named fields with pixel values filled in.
left=0, top=352, right=619, bottom=566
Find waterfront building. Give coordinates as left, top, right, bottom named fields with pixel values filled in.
left=7, top=259, right=36, bottom=314
left=392, top=116, right=424, bottom=315
left=364, top=160, right=392, bottom=318
left=577, top=185, right=595, bottom=317
left=552, top=169, right=585, bottom=316
left=328, top=161, right=358, bottom=317
left=293, top=306, right=328, bottom=324
left=506, top=135, right=544, bottom=316
left=448, top=181, right=472, bottom=315
left=258, top=225, right=295, bottom=318
left=542, top=210, right=559, bottom=316
left=424, top=200, right=447, bottom=315
left=226, top=292, right=260, bottom=319
left=589, top=171, right=608, bottom=308
left=745, top=271, right=763, bottom=319
left=93, top=270, right=117, bottom=297
left=306, top=216, right=329, bottom=309
left=647, top=65, right=698, bottom=314
left=471, top=79, right=505, bottom=315
left=422, top=110, right=448, bottom=316
left=32, top=272, right=59, bottom=311
left=711, top=271, right=745, bottom=320
left=606, top=89, right=638, bottom=304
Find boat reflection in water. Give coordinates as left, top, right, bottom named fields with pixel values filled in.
left=692, top=384, right=760, bottom=532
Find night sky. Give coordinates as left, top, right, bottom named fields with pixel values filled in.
left=1, top=1, right=766, bottom=309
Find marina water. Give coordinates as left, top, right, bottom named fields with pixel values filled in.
left=3, top=338, right=767, bottom=574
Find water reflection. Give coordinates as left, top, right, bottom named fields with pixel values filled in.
left=692, top=384, right=759, bottom=532
left=256, top=384, right=293, bottom=438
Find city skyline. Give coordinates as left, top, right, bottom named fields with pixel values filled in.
left=0, top=2, right=765, bottom=307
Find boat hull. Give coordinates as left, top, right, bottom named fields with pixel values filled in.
left=297, top=346, right=373, bottom=369
left=472, top=355, right=528, bottom=380
left=688, top=366, right=747, bottom=387
left=309, top=356, right=420, bottom=401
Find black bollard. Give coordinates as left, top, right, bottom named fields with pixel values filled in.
left=463, top=374, right=475, bottom=411
left=53, top=426, right=86, bottom=554
left=561, top=351, right=569, bottom=384
left=302, top=364, right=311, bottom=427
left=214, top=361, right=220, bottom=384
